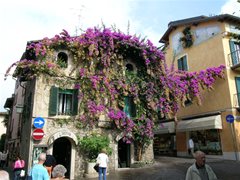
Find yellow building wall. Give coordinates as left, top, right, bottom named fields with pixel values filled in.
left=164, top=18, right=240, bottom=159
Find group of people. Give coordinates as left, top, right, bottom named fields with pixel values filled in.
left=30, top=152, right=66, bottom=180
left=11, top=150, right=66, bottom=180
left=95, top=147, right=218, bottom=180
left=1, top=145, right=218, bottom=180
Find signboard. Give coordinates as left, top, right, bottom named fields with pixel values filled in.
left=226, top=114, right=234, bottom=123
left=32, top=128, right=44, bottom=140
left=33, top=117, right=45, bottom=129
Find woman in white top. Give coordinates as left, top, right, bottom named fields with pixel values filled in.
left=96, top=148, right=109, bottom=180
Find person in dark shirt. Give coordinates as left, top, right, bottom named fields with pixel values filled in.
left=43, top=150, right=56, bottom=177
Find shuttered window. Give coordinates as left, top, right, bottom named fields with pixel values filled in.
left=49, top=86, right=78, bottom=116
left=229, top=40, right=240, bottom=66
left=124, top=96, right=136, bottom=118
left=235, top=77, right=240, bottom=107
left=177, top=55, right=188, bottom=71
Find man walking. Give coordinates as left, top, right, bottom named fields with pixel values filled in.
left=188, top=137, right=194, bottom=157
left=185, top=151, right=217, bottom=180
left=30, top=153, right=49, bottom=180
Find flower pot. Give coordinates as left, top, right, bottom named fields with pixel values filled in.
left=84, top=162, right=98, bottom=178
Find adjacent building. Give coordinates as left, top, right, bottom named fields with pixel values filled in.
left=158, top=14, right=240, bottom=160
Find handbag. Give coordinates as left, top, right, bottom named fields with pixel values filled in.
left=93, top=163, right=99, bottom=172
left=20, top=169, right=25, bottom=177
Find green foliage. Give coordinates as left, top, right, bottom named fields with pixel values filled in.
left=180, top=26, right=193, bottom=48
left=78, top=133, right=112, bottom=162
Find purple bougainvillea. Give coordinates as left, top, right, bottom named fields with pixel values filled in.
left=5, top=27, right=225, bottom=160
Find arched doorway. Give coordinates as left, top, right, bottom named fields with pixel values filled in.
left=118, top=138, right=131, bottom=168
left=53, top=137, right=71, bottom=178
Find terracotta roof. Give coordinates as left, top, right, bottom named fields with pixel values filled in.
left=159, top=14, right=240, bottom=43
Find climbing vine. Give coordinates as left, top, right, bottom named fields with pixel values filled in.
left=5, top=27, right=225, bottom=160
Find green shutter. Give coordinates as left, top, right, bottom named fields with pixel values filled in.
left=235, top=77, right=240, bottom=106
left=49, top=86, right=58, bottom=116
left=124, top=97, right=130, bottom=118
left=72, top=89, right=78, bottom=115
left=124, top=97, right=136, bottom=118
left=183, top=56, right=188, bottom=71
left=229, top=41, right=237, bottom=65
left=177, top=59, right=182, bottom=70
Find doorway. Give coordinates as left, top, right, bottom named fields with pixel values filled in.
left=53, top=137, right=71, bottom=178
left=118, top=138, right=131, bottom=168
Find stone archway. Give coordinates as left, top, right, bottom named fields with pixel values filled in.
left=48, top=129, right=77, bottom=180
left=115, top=133, right=134, bottom=169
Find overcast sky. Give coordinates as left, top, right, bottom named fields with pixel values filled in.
left=0, top=0, right=240, bottom=112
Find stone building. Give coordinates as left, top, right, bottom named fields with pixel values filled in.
left=4, top=28, right=161, bottom=179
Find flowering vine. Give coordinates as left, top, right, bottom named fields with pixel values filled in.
left=5, top=27, right=225, bottom=160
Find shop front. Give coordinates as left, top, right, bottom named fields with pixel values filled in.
left=177, top=114, right=223, bottom=155
left=153, top=121, right=176, bottom=156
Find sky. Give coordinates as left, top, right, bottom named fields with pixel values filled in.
left=0, top=0, right=240, bottom=112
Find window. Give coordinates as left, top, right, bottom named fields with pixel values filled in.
left=229, top=41, right=240, bottom=66
left=124, top=96, right=136, bottom=118
left=235, top=77, right=240, bottom=107
left=124, top=62, right=136, bottom=118
left=49, top=86, right=78, bottom=116
left=190, top=129, right=222, bottom=155
left=177, top=55, right=188, bottom=71
left=57, top=52, right=68, bottom=68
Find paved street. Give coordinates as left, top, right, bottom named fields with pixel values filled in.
left=3, top=156, right=240, bottom=179
left=84, top=156, right=240, bottom=180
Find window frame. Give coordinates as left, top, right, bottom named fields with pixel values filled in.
left=177, top=55, right=188, bottom=71
left=49, top=86, right=78, bottom=116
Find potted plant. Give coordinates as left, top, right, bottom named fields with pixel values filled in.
left=79, top=133, right=112, bottom=177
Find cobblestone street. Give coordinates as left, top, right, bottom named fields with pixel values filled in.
left=84, top=156, right=240, bottom=180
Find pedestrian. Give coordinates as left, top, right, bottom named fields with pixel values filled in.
left=51, top=164, right=67, bottom=180
left=43, top=150, right=56, bottom=177
left=0, top=150, right=8, bottom=168
left=185, top=150, right=217, bottom=180
left=13, top=155, right=25, bottom=180
left=188, top=136, right=194, bottom=156
left=30, top=153, right=49, bottom=180
left=96, top=148, right=109, bottom=180
left=0, top=170, right=10, bottom=180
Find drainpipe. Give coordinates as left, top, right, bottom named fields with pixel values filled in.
left=230, top=123, right=239, bottom=161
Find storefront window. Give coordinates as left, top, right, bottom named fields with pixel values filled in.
left=153, top=134, right=176, bottom=156
left=190, top=129, right=222, bottom=155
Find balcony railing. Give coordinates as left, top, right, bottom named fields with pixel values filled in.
left=229, top=49, right=240, bottom=70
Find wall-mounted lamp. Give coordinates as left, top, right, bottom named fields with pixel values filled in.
left=16, top=104, right=24, bottom=114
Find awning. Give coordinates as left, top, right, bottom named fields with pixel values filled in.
left=176, top=115, right=222, bottom=132
left=154, top=122, right=175, bottom=134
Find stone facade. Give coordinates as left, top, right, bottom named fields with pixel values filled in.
left=15, top=58, right=154, bottom=179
